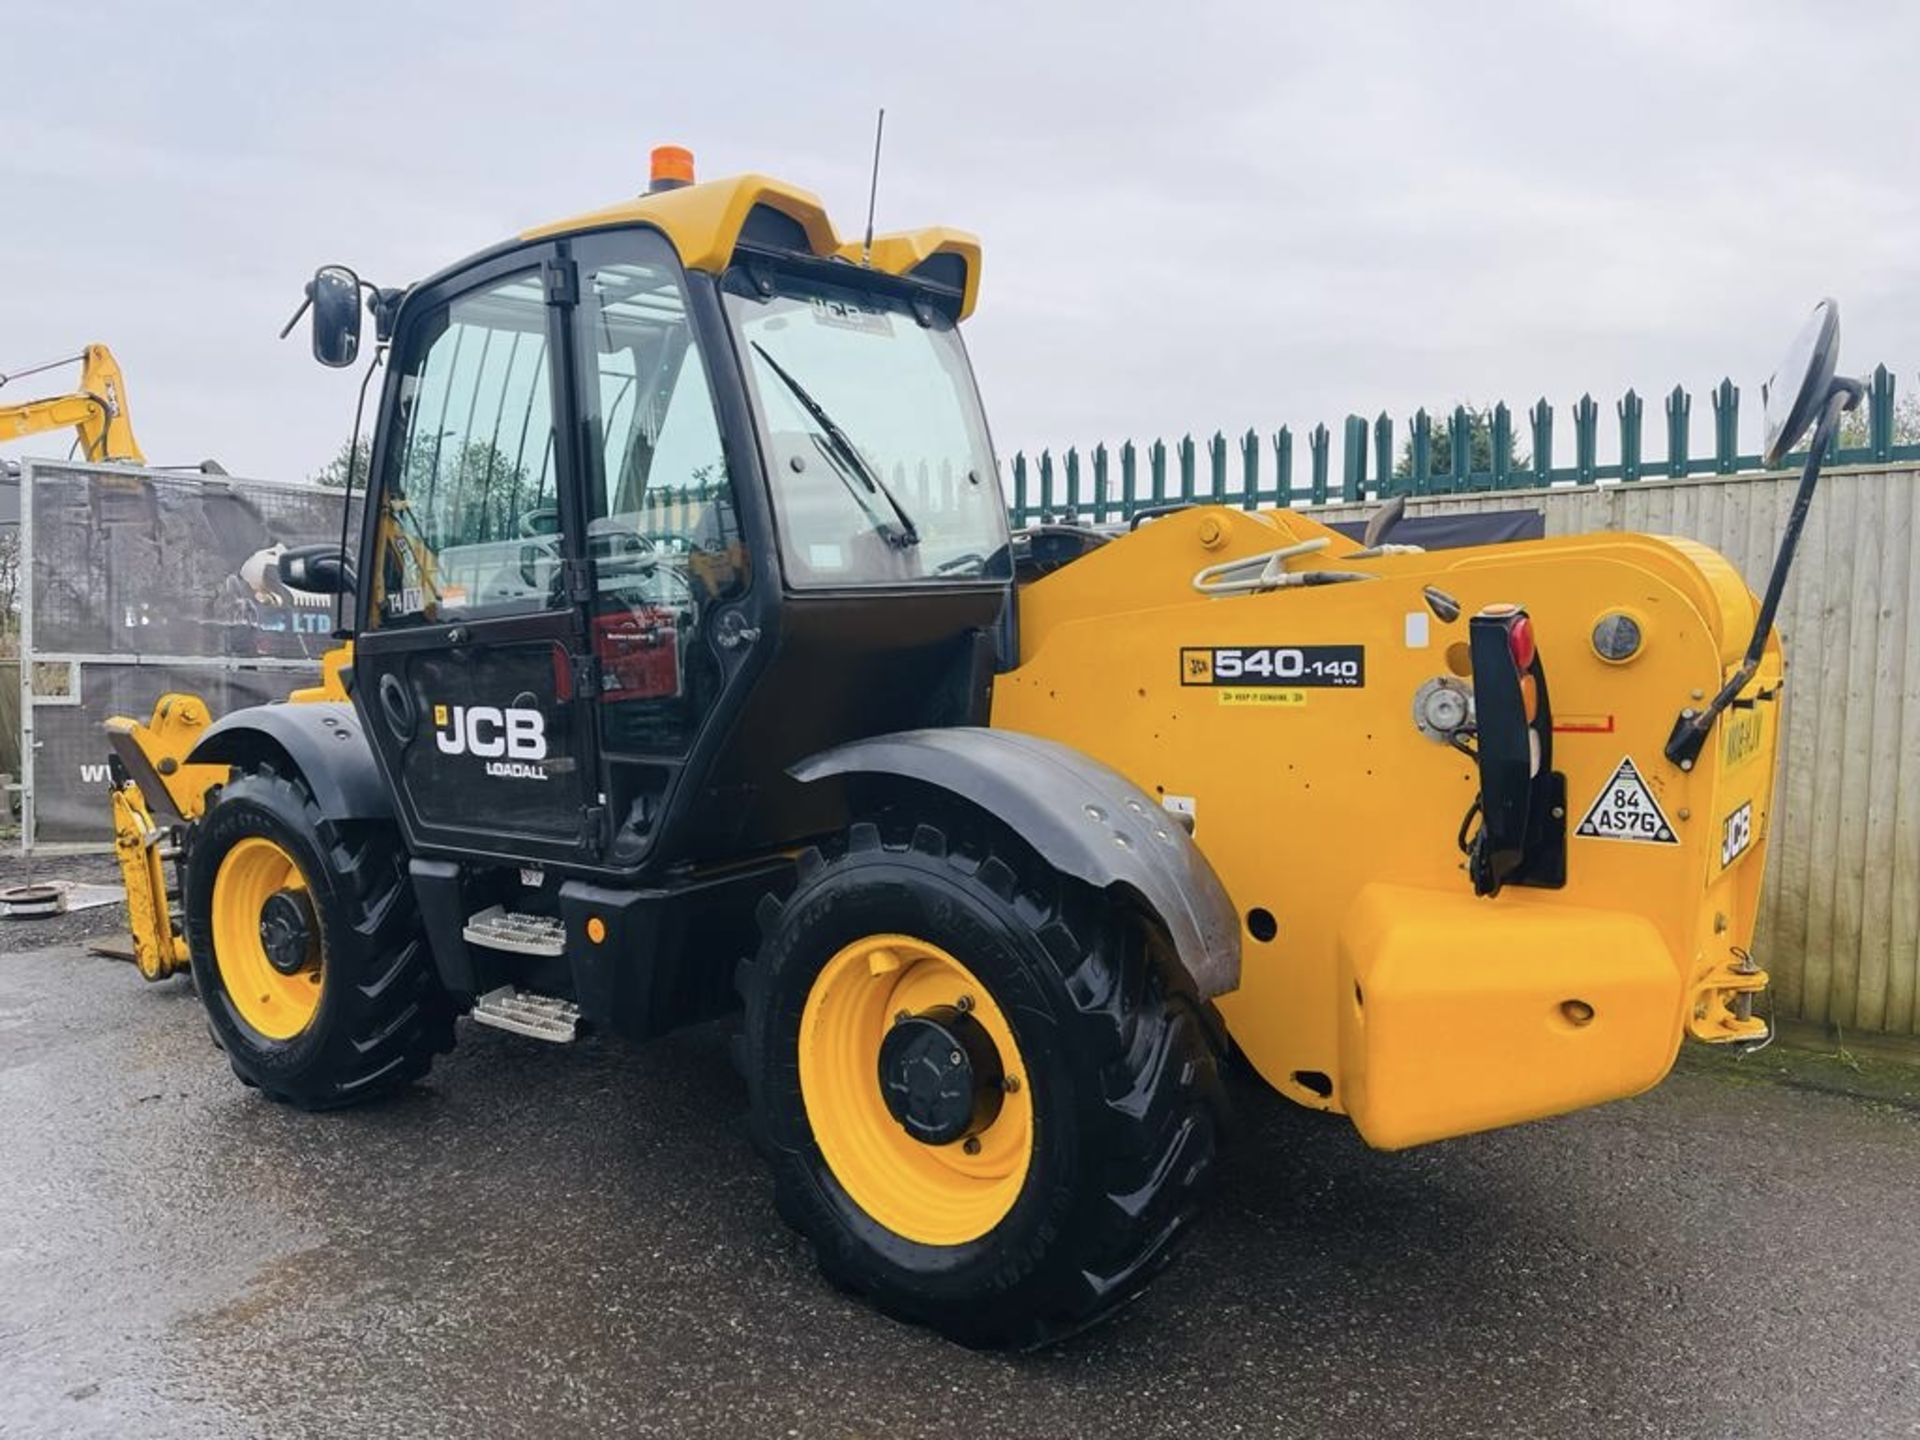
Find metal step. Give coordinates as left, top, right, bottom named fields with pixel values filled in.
left=470, top=986, right=582, bottom=1043
left=462, top=905, right=565, bottom=957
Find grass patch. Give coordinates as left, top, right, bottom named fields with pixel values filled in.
left=1677, top=1028, right=1920, bottom=1114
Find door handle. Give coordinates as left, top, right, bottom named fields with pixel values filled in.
left=714, top=610, right=761, bottom=650
left=378, top=672, right=416, bottom=740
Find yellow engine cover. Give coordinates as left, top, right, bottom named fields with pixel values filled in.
left=994, top=505, right=1781, bottom=1148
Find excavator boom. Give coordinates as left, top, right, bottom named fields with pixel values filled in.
left=0, top=342, right=145, bottom=464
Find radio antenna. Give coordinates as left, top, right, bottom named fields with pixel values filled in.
left=861, top=108, right=886, bottom=268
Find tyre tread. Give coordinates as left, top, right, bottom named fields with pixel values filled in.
left=188, top=766, right=452, bottom=1112
left=739, top=813, right=1225, bottom=1349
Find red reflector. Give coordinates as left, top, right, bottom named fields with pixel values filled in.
left=1507, top=614, right=1536, bottom=672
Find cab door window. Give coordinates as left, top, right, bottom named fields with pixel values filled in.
left=574, top=235, right=746, bottom=756
left=368, top=270, right=562, bottom=629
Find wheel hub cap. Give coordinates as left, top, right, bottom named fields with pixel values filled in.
left=798, top=934, right=1033, bottom=1246
left=259, top=889, right=317, bottom=976
left=878, top=1005, right=1005, bottom=1145
left=212, top=836, right=323, bottom=1041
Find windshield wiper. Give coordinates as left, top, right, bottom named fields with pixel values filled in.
left=749, top=341, right=919, bottom=547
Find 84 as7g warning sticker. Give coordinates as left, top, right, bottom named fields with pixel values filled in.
left=1180, top=645, right=1365, bottom=687
left=1575, top=756, right=1678, bottom=845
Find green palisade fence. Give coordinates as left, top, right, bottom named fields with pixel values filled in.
left=1003, top=363, right=1920, bottom=527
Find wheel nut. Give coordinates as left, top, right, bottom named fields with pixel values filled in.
left=950, top=1050, right=964, bottom=1066
left=955, top=994, right=974, bottom=1013
left=1002, top=1076, right=1021, bottom=1093
left=893, top=1010, right=910, bottom=1025
left=963, top=1137, right=982, bottom=1155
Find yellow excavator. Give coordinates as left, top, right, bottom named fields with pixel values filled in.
left=0, top=343, right=145, bottom=463
left=106, top=147, right=1850, bottom=1348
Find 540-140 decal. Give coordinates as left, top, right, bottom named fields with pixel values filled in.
left=1180, top=645, right=1366, bottom=687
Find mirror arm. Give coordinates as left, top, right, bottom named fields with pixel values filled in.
left=369, top=287, right=406, bottom=343
left=277, top=287, right=314, bottom=341
left=1664, top=376, right=1862, bottom=770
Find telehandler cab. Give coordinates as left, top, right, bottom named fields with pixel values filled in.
left=108, top=146, right=1845, bottom=1347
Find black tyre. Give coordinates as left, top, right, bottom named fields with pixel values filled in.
left=185, top=762, right=453, bottom=1110
left=738, top=816, right=1224, bottom=1349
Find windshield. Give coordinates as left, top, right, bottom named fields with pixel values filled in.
left=725, top=272, right=1010, bottom=585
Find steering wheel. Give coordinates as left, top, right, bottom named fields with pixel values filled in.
left=593, top=526, right=661, bottom=577
left=638, top=529, right=701, bottom=556
left=590, top=525, right=696, bottom=610
left=518, top=534, right=563, bottom=594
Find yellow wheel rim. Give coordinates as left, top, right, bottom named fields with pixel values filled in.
left=799, top=933, right=1033, bottom=1247
left=211, top=836, right=323, bottom=1041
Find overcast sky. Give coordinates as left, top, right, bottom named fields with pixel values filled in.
left=5, top=0, right=1917, bottom=485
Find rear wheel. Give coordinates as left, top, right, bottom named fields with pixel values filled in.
left=738, top=816, right=1224, bottom=1348
left=186, top=763, right=453, bottom=1109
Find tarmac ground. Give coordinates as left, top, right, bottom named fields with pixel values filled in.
left=3, top=860, right=1918, bottom=1439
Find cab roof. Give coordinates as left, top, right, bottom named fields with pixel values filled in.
left=518, top=172, right=982, bottom=320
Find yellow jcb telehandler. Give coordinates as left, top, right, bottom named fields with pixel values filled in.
left=108, top=146, right=1845, bottom=1347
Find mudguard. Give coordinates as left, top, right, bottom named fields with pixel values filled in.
left=186, top=701, right=392, bottom=821
left=792, top=727, right=1241, bottom=999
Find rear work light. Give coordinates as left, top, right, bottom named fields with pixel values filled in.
left=1462, top=604, right=1566, bottom=897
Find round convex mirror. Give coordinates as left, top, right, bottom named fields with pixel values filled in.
left=1762, top=299, right=1839, bottom=465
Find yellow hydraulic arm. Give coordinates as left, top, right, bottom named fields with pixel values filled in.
left=103, top=648, right=350, bottom=981
left=0, top=343, right=145, bottom=463
left=105, top=694, right=225, bottom=980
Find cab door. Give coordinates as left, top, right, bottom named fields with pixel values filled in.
left=565, top=228, right=762, bottom=866
left=352, top=245, right=600, bottom=866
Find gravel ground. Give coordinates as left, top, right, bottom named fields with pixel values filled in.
left=3, top=877, right=1919, bottom=1440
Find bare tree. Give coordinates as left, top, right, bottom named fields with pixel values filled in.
left=0, top=526, right=19, bottom=649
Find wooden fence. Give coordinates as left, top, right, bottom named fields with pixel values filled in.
left=1305, top=466, right=1920, bottom=1038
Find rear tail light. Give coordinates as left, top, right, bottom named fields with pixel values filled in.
left=1465, top=605, right=1565, bottom=895
left=1507, top=614, right=1536, bottom=671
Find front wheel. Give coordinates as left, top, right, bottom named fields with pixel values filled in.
left=185, top=762, right=453, bottom=1110
left=738, top=817, right=1224, bottom=1348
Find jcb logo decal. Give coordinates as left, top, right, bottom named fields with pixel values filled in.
left=434, top=704, right=549, bottom=780
left=1721, top=801, right=1754, bottom=868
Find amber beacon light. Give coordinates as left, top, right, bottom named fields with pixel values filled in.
left=649, top=144, right=695, bottom=192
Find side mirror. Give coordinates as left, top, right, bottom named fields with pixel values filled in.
left=280, top=542, right=356, bottom=595
left=1667, top=299, right=1859, bottom=770
left=1761, top=298, right=1839, bottom=465
left=310, top=265, right=363, bottom=368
